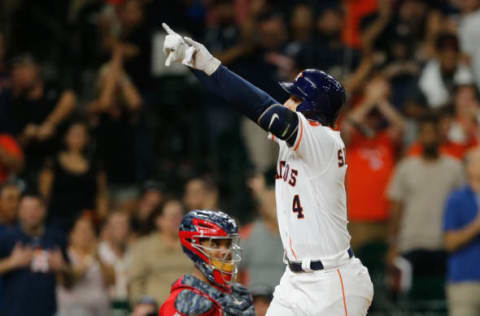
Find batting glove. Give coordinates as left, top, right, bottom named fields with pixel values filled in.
left=162, top=23, right=221, bottom=76
left=162, top=23, right=188, bottom=66
left=182, top=37, right=221, bottom=76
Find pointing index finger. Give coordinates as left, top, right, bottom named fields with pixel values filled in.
left=162, top=23, right=175, bottom=35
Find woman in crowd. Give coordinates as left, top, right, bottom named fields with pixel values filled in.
left=57, top=217, right=112, bottom=316
left=39, top=121, right=108, bottom=233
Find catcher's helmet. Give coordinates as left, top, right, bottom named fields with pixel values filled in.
left=280, top=69, right=346, bottom=126
left=179, top=210, right=241, bottom=289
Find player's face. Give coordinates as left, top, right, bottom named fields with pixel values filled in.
left=198, top=236, right=241, bottom=276
left=200, top=238, right=232, bottom=260
left=284, top=95, right=302, bottom=111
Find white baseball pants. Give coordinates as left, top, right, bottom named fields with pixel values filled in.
left=266, top=258, right=374, bottom=316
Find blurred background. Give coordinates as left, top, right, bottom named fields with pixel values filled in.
left=1, top=0, right=480, bottom=315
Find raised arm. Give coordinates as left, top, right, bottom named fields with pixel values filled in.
left=191, top=65, right=277, bottom=121
left=162, top=23, right=299, bottom=144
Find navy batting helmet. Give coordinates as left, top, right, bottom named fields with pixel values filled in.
left=179, top=210, right=241, bottom=289
left=280, top=69, right=346, bottom=126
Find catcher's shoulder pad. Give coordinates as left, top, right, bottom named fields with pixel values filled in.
left=175, top=289, right=214, bottom=315
left=232, top=283, right=251, bottom=299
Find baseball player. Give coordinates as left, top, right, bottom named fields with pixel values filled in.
left=159, top=210, right=255, bottom=315
left=162, top=23, right=374, bottom=315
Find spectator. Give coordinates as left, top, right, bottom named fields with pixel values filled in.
left=130, top=296, right=158, bottom=316
left=361, top=0, right=428, bottom=58
left=0, top=132, right=24, bottom=184
left=284, top=3, right=315, bottom=60
left=407, top=85, right=480, bottom=159
left=0, top=180, right=21, bottom=312
left=296, top=5, right=360, bottom=80
left=240, top=173, right=284, bottom=289
left=418, top=34, right=475, bottom=108
left=387, top=114, right=464, bottom=295
left=88, top=45, right=143, bottom=206
left=255, top=11, right=293, bottom=80
left=342, top=75, right=405, bottom=249
left=57, top=217, right=111, bottom=316
left=443, top=148, right=480, bottom=316
left=98, top=210, right=131, bottom=302
left=0, top=192, right=69, bottom=316
left=445, top=84, right=480, bottom=157
left=130, top=180, right=164, bottom=237
left=0, top=180, right=21, bottom=227
left=382, top=37, right=421, bottom=110
left=458, top=0, right=480, bottom=90
left=9, top=54, right=76, bottom=185
left=183, top=176, right=219, bottom=211
left=342, top=0, right=378, bottom=49
left=38, top=121, right=108, bottom=233
left=116, top=0, right=152, bottom=91
left=204, top=0, right=247, bottom=67
left=401, top=97, right=429, bottom=148
left=128, top=199, right=190, bottom=304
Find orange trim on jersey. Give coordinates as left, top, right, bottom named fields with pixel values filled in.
left=337, top=269, right=348, bottom=316
left=293, top=119, right=303, bottom=151
left=289, top=237, right=297, bottom=259
left=308, top=121, right=320, bottom=126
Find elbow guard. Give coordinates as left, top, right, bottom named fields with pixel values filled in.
left=257, top=104, right=299, bottom=145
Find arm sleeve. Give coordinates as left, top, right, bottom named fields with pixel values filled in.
left=191, top=66, right=298, bottom=142
left=159, top=292, right=184, bottom=316
left=191, top=66, right=277, bottom=120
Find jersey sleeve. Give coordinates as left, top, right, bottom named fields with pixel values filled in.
left=267, top=133, right=280, bottom=144
left=289, top=112, right=337, bottom=170
left=159, top=289, right=216, bottom=316
left=158, top=292, right=182, bottom=316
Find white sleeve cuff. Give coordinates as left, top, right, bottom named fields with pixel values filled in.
left=204, top=58, right=221, bottom=76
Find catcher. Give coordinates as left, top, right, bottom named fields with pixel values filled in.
left=159, top=210, right=255, bottom=315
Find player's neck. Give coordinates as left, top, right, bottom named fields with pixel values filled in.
left=193, top=267, right=210, bottom=283
left=192, top=268, right=230, bottom=293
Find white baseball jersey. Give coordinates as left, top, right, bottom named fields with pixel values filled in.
left=271, top=112, right=351, bottom=261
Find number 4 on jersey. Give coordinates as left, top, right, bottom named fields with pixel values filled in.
left=292, top=195, right=304, bottom=219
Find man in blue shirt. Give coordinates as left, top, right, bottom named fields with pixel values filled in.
left=0, top=192, right=69, bottom=316
left=443, top=149, right=480, bottom=316
left=0, top=181, right=22, bottom=314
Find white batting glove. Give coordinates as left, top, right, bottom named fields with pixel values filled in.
left=183, top=37, right=221, bottom=76
left=162, top=23, right=188, bottom=66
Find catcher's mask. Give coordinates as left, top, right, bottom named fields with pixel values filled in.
left=179, top=210, right=241, bottom=289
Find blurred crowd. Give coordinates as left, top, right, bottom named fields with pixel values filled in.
left=1, top=0, right=480, bottom=315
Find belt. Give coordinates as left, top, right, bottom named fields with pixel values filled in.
left=288, top=248, right=354, bottom=273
